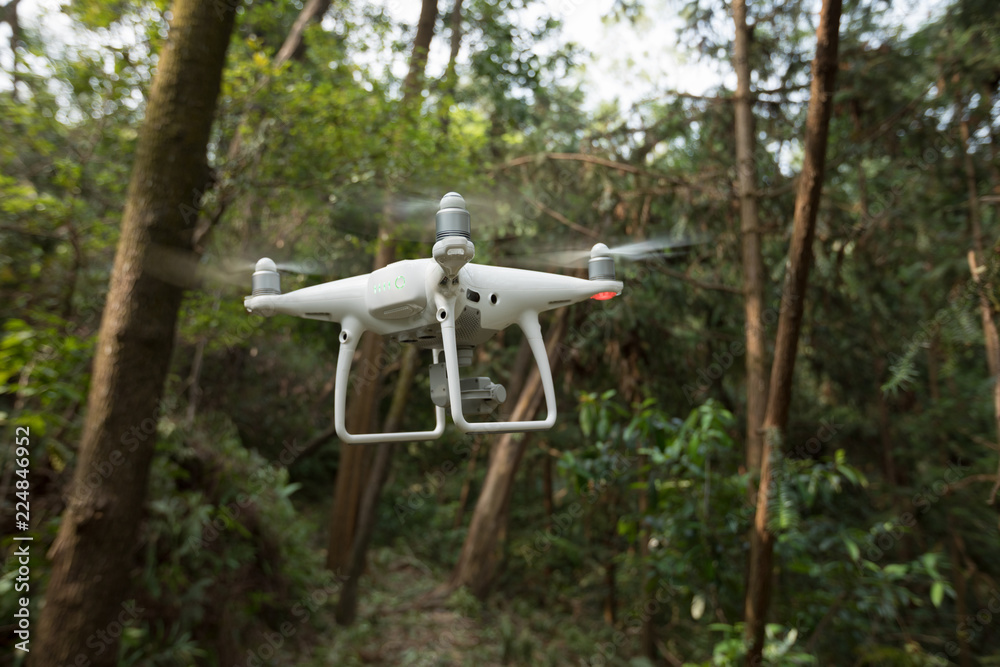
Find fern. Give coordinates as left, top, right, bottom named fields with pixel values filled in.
left=762, top=439, right=801, bottom=535
left=882, top=344, right=920, bottom=396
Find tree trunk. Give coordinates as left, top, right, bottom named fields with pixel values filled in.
left=33, top=2, right=239, bottom=665
left=948, top=531, right=973, bottom=667
left=273, top=0, right=332, bottom=65
left=958, top=110, right=1000, bottom=504
left=325, top=240, right=394, bottom=571
left=453, top=437, right=482, bottom=528
left=638, top=450, right=656, bottom=660
left=325, top=0, right=439, bottom=571
left=439, top=0, right=464, bottom=136
left=448, top=309, right=569, bottom=599
left=402, top=0, right=440, bottom=104
left=542, top=451, right=553, bottom=520
left=2, top=0, right=21, bottom=100
left=743, top=0, right=842, bottom=662
left=603, top=559, right=617, bottom=624
left=732, top=0, right=769, bottom=475
left=335, top=345, right=420, bottom=625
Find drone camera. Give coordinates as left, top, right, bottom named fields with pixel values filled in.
left=429, top=363, right=507, bottom=416
left=252, top=258, right=281, bottom=296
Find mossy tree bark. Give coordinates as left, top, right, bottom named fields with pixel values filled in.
left=33, top=1, right=239, bottom=665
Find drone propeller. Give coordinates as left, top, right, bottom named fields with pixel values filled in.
left=146, top=244, right=341, bottom=293
left=513, top=234, right=707, bottom=269
left=220, top=258, right=332, bottom=275
left=327, top=189, right=521, bottom=244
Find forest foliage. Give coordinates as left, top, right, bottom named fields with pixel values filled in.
left=2, top=0, right=1000, bottom=665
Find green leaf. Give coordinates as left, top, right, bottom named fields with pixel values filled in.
left=883, top=563, right=908, bottom=579
left=844, top=538, right=860, bottom=562
left=931, top=581, right=944, bottom=608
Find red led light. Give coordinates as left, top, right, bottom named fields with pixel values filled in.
left=590, top=291, right=617, bottom=301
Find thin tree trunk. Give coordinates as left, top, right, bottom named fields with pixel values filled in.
left=495, top=391, right=545, bottom=552
left=325, top=0, right=439, bottom=571
left=447, top=309, right=569, bottom=599
left=639, top=450, right=655, bottom=660
left=185, top=337, right=206, bottom=427
left=542, top=452, right=553, bottom=521
left=60, top=222, right=82, bottom=320
left=453, top=437, right=482, bottom=528
left=732, top=0, right=768, bottom=475
left=948, top=531, right=973, bottom=667
left=958, top=110, right=1000, bottom=504
left=439, top=0, right=464, bottom=136
left=401, top=0, right=440, bottom=103
left=33, top=2, right=239, bottom=664
left=335, top=345, right=420, bottom=625
left=326, top=240, right=394, bottom=571
left=2, top=0, right=21, bottom=101
left=273, top=0, right=332, bottom=65
left=928, top=336, right=941, bottom=403
left=743, top=1, right=842, bottom=662
left=603, top=559, right=617, bottom=624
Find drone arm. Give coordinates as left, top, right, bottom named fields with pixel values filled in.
left=244, top=276, right=368, bottom=322
left=440, top=304, right=557, bottom=433
left=334, top=317, right=446, bottom=444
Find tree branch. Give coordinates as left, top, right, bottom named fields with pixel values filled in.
left=656, top=265, right=742, bottom=294
left=524, top=197, right=599, bottom=238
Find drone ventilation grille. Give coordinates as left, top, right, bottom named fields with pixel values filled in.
left=455, top=307, right=481, bottom=341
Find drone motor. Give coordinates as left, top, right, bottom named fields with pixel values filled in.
left=251, top=258, right=281, bottom=296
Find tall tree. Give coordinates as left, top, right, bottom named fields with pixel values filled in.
left=447, top=308, right=569, bottom=598
left=958, top=100, right=1000, bottom=504
left=439, top=0, right=465, bottom=136
left=335, top=345, right=420, bottom=625
left=732, top=0, right=769, bottom=476
left=742, top=0, right=843, bottom=662
left=325, top=0, right=440, bottom=572
left=32, top=1, right=240, bottom=665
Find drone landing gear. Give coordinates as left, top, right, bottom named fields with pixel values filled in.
left=333, top=303, right=558, bottom=444
left=333, top=316, right=447, bottom=445
left=438, top=300, right=557, bottom=434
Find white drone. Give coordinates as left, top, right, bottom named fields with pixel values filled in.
left=243, top=192, right=623, bottom=444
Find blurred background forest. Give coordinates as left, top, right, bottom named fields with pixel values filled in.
left=2, top=0, right=1000, bottom=665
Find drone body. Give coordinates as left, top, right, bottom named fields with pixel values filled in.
left=244, top=193, right=623, bottom=444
